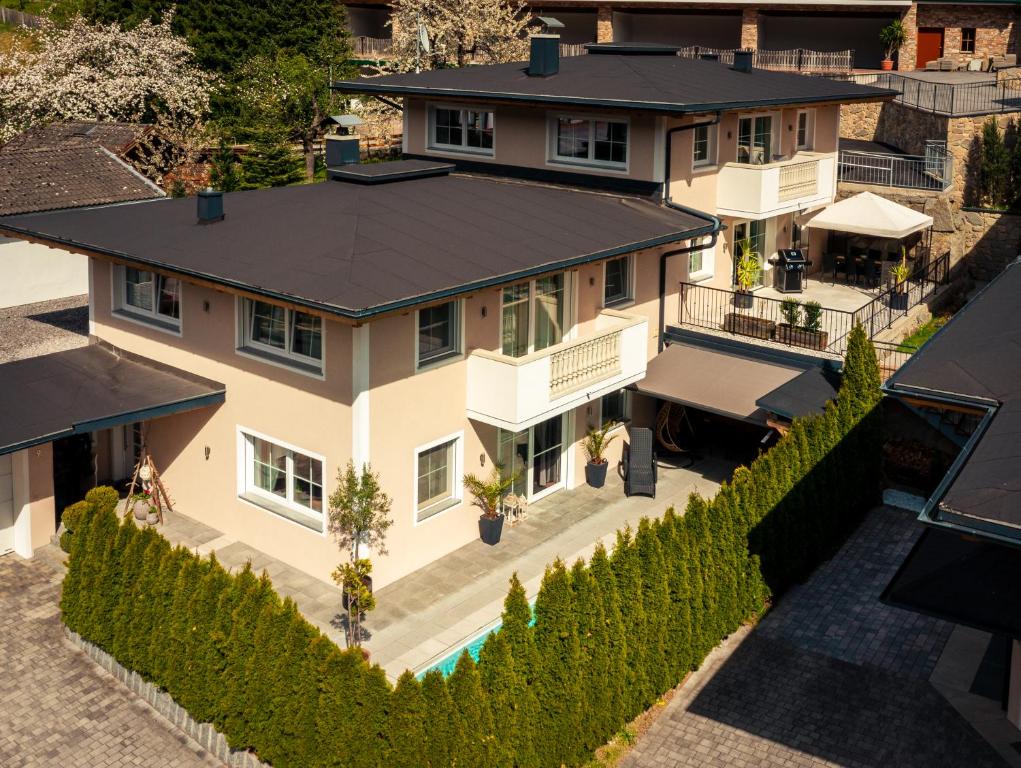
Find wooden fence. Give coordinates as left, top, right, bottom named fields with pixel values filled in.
left=0, top=6, right=44, bottom=28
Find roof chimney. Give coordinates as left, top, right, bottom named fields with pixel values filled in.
left=197, top=188, right=224, bottom=224
left=732, top=49, right=754, bottom=73
left=528, top=17, right=563, bottom=77
left=326, top=135, right=361, bottom=167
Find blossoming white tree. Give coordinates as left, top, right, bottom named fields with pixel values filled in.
left=0, top=12, right=213, bottom=155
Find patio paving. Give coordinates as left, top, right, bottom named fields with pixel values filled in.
left=160, top=455, right=736, bottom=680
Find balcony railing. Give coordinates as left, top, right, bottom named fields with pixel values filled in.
left=838, top=141, right=953, bottom=191
left=778, top=160, right=819, bottom=201
left=676, top=252, right=949, bottom=358
left=466, top=309, right=647, bottom=430
left=351, top=37, right=590, bottom=61
left=828, top=72, right=1021, bottom=117
left=678, top=47, right=854, bottom=73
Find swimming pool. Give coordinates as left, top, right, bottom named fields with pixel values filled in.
left=416, top=608, right=536, bottom=678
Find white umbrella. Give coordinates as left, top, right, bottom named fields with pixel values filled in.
left=803, top=191, right=933, bottom=239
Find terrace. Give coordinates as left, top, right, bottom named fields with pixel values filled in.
left=838, top=71, right=1021, bottom=117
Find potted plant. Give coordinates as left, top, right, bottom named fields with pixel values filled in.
left=127, top=490, right=158, bottom=524
left=464, top=465, right=516, bottom=545
left=734, top=237, right=761, bottom=309
left=879, top=20, right=906, bottom=71
left=327, top=461, right=393, bottom=613
left=583, top=422, right=618, bottom=488
left=332, top=558, right=376, bottom=649
left=890, top=248, right=911, bottom=310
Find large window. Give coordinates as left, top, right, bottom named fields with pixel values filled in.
left=240, top=432, right=323, bottom=530
left=737, top=115, right=773, bottom=165
left=114, top=265, right=181, bottom=330
left=239, top=298, right=323, bottom=373
left=604, top=255, right=633, bottom=307
left=796, top=110, right=815, bottom=151
left=417, top=301, right=461, bottom=368
left=502, top=273, right=567, bottom=357
left=692, top=124, right=717, bottom=168
left=415, top=435, right=461, bottom=523
left=552, top=116, right=628, bottom=168
left=429, top=106, right=494, bottom=154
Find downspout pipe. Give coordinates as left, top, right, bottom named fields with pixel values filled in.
left=658, top=114, right=724, bottom=353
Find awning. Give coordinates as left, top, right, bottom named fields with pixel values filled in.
left=0, top=343, right=225, bottom=455
left=633, top=343, right=808, bottom=424
left=756, top=367, right=840, bottom=421
left=805, top=191, right=933, bottom=239
left=882, top=527, right=1021, bottom=639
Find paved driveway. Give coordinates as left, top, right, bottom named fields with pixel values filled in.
left=0, top=552, right=222, bottom=767
left=623, top=507, right=1008, bottom=768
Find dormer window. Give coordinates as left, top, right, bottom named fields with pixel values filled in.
left=428, top=105, right=494, bottom=155
left=550, top=115, right=628, bottom=170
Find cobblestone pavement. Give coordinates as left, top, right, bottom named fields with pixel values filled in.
left=0, top=553, right=223, bottom=767
left=623, top=507, right=1008, bottom=768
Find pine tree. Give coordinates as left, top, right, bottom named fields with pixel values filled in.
left=420, top=670, right=463, bottom=768
left=386, top=671, right=428, bottom=768
left=240, top=131, right=303, bottom=189
left=532, top=559, right=583, bottom=766
left=209, top=139, right=243, bottom=192
left=448, top=652, right=495, bottom=767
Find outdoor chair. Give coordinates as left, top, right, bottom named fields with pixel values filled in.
left=833, top=254, right=849, bottom=283
left=621, top=427, right=657, bottom=498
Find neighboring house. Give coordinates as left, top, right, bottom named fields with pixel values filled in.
left=0, top=43, right=888, bottom=587
left=882, top=257, right=1021, bottom=739
left=0, top=144, right=164, bottom=309
left=345, top=0, right=1020, bottom=70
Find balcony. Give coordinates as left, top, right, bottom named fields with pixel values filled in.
left=716, top=152, right=836, bottom=220
left=466, top=309, right=649, bottom=431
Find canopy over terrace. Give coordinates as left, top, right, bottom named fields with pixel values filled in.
left=806, top=191, right=933, bottom=239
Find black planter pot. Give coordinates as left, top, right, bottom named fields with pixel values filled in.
left=889, top=291, right=909, bottom=311
left=585, top=460, right=609, bottom=488
left=479, top=514, right=505, bottom=546
left=341, top=574, right=373, bottom=612
left=734, top=291, right=754, bottom=310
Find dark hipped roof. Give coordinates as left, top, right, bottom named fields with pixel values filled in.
left=882, top=527, right=1021, bottom=639
left=0, top=343, right=225, bottom=456
left=0, top=174, right=713, bottom=318
left=886, top=258, right=1021, bottom=538
left=333, top=54, right=894, bottom=114
left=0, top=146, right=164, bottom=216
left=1, top=121, right=151, bottom=155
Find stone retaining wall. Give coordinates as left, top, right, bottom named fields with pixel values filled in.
left=65, top=626, right=270, bottom=768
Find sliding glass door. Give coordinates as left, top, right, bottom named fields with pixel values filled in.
left=733, top=220, right=767, bottom=288
left=497, top=414, right=566, bottom=501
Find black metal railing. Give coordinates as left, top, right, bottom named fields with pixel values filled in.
left=831, top=72, right=1021, bottom=117
left=838, top=141, right=952, bottom=191
left=677, top=251, right=950, bottom=359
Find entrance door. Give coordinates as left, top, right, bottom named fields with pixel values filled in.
left=0, top=454, right=14, bottom=555
left=52, top=434, right=94, bottom=529
left=497, top=414, right=566, bottom=502
left=916, top=28, right=944, bottom=69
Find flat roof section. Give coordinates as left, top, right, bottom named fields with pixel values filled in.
left=886, top=259, right=1021, bottom=538
left=0, top=174, right=713, bottom=319
left=634, top=342, right=808, bottom=424
left=0, top=343, right=225, bottom=456
left=756, top=367, right=840, bottom=421
left=333, top=53, right=895, bottom=114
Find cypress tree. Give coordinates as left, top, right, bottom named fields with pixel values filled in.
left=182, top=553, right=232, bottom=722
left=980, top=118, right=1011, bottom=207
left=76, top=500, right=119, bottom=641
left=122, top=534, right=171, bottom=674
left=144, top=547, right=190, bottom=687
left=265, top=601, right=321, bottom=766
left=656, top=509, right=692, bottom=683
left=532, top=560, right=583, bottom=767
left=477, top=631, right=519, bottom=768
left=284, top=634, right=332, bottom=768
left=588, top=543, right=628, bottom=728
left=420, top=669, right=462, bottom=768
left=234, top=597, right=287, bottom=752
left=386, top=671, right=428, bottom=768
left=162, top=555, right=208, bottom=697
left=109, top=525, right=156, bottom=661
left=498, top=574, right=540, bottom=768
left=448, top=652, right=495, bottom=768
left=58, top=500, right=97, bottom=633
left=570, top=558, right=614, bottom=751
left=635, top=520, right=671, bottom=697
left=610, top=527, right=650, bottom=717
left=315, top=648, right=388, bottom=768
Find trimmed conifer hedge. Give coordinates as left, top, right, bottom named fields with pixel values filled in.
left=60, top=326, right=883, bottom=767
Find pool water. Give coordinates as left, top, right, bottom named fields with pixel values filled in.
left=417, top=610, right=536, bottom=678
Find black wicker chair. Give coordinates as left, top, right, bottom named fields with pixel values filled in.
left=621, top=427, right=657, bottom=498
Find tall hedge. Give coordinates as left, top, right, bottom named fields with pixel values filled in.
left=60, top=327, right=882, bottom=767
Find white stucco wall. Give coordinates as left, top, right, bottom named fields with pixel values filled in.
left=0, top=237, right=88, bottom=309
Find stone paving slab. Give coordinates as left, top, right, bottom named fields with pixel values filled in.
left=0, top=552, right=223, bottom=767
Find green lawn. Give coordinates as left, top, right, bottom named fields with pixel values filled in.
left=898, top=315, right=949, bottom=353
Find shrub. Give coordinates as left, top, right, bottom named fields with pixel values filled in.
left=780, top=297, right=802, bottom=327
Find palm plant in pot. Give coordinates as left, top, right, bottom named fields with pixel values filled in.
left=879, top=20, right=906, bottom=71
left=464, top=465, right=517, bottom=545
left=890, top=247, right=912, bottom=311
left=734, top=237, right=761, bottom=309
left=583, top=422, right=618, bottom=488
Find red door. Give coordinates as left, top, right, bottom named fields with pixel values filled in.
left=916, top=28, right=945, bottom=69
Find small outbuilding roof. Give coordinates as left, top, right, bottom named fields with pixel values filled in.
left=0, top=343, right=225, bottom=456
left=805, top=191, right=933, bottom=239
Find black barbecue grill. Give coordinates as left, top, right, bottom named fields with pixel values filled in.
left=770, top=249, right=812, bottom=293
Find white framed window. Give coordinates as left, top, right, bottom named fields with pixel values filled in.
left=112, top=264, right=182, bottom=332
left=237, top=297, right=323, bottom=375
left=550, top=114, right=628, bottom=169
left=688, top=237, right=715, bottom=282
left=737, top=113, right=776, bottom=165
left=692, top=123, right=717, bottom=168
left=428, top=105, right=494, bottom=155
left=414, top=433, right=463, bottom=524
left=600, top=388, right=631, bottom=427
left=239, top=430, right=324, bottom=531
left=416, top=300, right=462, bottom=369
left=796, top=110, right=815, bottom=151
left=603, top=255, right=634, bottom=307
left=501, top=272, right=570, bottom=358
